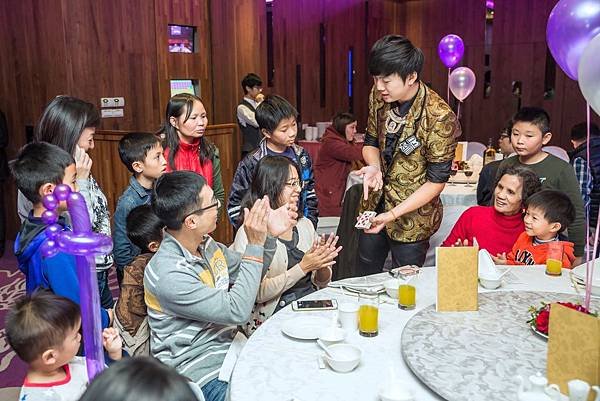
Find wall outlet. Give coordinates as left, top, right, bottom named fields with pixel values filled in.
left=100, top=97, right=125, bottom=108
left=101, top=108, right=124, bottom=118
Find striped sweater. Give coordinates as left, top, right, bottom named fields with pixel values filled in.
left=144, top=231, right=275, bottom=386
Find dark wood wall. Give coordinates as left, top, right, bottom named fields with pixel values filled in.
left=264, top=0, right=599, bottom=144
left=2, top=0, right=600, bottom=240
left=0, top=0, right=262, bottom=241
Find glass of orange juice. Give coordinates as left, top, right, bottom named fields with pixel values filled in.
left=546, top=242, right=563, bottom=276
left=398, top=284, right=416, bottom=310
left=358, top=291, right=379, bottom=337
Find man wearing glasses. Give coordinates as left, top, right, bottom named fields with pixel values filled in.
left=144, top=171, right=296, bottom=401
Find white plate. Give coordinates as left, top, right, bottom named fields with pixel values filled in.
left=571, top=262, right=600, bottom=285
left=281, top=316, right=329, bottom=340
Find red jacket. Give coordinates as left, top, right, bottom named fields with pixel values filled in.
left=442, top=206, right=524, bottom=256
left=507, top=232, right=576, bottom=268
left=314, top=127, right=363, bottom=216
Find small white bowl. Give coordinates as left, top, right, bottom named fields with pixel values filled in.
left=324, top=344, right=362, bottom=373
left=318, top=327, right=346, bottom=345
left=384, top=279, right=401, bottom=298
left=479, top=276, right=502, bottom=289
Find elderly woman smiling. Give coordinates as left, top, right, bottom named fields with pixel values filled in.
left=442, top=165, right=541, bottom=257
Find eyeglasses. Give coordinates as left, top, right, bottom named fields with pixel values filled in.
left=285, top=179, right=303, bottom=189
left=184, top=198, right=220, bottom=220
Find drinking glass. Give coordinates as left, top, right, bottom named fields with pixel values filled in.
left=464, top=168, right=474, bottom=187
left=546, top=242, right=563, bottom=276
left=398, top=268, right=419, bottom=310
left=358, top=291, right=379, bottom=337
left=448, top=168, right=458, bottom=186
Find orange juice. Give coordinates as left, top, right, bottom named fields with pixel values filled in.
left=546, top=258, right=562, bottom=276
left=358, top=305, right=378, bottom=337
left=398, top=284, right=416, bottom=310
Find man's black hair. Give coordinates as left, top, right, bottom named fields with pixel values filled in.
left=241, top=73, right=263, bottom=94
left=118, top=132, right=162, bottom=174
left=368, top=35, right=424, bottom=81
left=12, top=142, right=75, bottom=204
left=570, top=122, right=600, bottom=142
left=255, top=94, right=298, bottom=133
left=152, top=171, right=206, bottom=230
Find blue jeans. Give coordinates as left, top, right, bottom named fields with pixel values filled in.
left=97, top=270, right=114, bottom=309
left=201, top=378, right=228, bottom=401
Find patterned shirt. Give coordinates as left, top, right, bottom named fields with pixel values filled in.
left=361, top=82, right=459, bottom=242
left=573, top=156, right=593, bottom=215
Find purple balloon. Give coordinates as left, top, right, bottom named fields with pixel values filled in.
left=42, top=194, right=58, bottom=211
left=40, top=240, right=58, bottom=258
left=45, top=224, right=63, bottom=241
left=41, top=210, right=58, bottom=225
left=547, top=0, right=600, bottom=81
left=438, top=34, right=465, bottom=69
left=53, top=184, right=71, bottom=201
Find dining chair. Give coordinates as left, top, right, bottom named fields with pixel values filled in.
left=542, top=145, right=570, bottom=162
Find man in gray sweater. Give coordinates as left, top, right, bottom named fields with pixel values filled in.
left=145, top=171, right=294, bottom=401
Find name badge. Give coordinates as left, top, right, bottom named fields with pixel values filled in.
left=399, top=135, right=421, bottom=155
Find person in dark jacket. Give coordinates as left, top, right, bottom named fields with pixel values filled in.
left=569, top=122, right=600, bottom=229
left=314, top=113, right=364, bottom=216
left=227, top=95, right=318, bottom=229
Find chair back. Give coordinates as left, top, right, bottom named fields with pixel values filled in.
left=466, top=142, right=486, bottom=159
left=542, top=146, right=570, bottom=162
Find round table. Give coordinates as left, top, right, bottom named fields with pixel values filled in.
left=229, top=266, right=584, bottom=401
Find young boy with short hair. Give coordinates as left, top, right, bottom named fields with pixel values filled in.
left=113, top=132, right=166, bottom=283
left=6, top=291, right=122, bottom=401
left=114, top=204, right=163, bottom=356
left=228, top=94, right=318, bottom=229
left=495, top=107, right=586, bottom=263
left=237, top=73, right=264, bottom=155
left=12, top=142, right=110, bottom=328
left=493, top=190, right=576, bottom=267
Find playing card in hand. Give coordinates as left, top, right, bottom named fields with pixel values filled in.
left=355, top=211, right=377, bottom=229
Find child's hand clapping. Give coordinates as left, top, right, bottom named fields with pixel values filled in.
left=102, top=327, right=123, bottom=361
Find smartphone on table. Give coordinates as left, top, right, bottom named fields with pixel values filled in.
left=291, top=299, right=338, bottom=311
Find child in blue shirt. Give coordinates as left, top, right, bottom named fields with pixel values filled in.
left=13, top=142, right=110, bottom=328
left=112, top=132, right=166, bottom=284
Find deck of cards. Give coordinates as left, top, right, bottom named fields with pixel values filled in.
left=355, top=211, right=377, bottom=229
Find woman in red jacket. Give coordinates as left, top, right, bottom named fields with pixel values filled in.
left=314, top=113, right=364, bottom=216
left=442, top=165, right=541, bottom=257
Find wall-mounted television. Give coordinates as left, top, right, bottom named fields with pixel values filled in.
left=170, top=79, right=200, bottom=97
left=168, top=25, right=196, bottom=53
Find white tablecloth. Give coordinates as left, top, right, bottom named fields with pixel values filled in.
left=229, top=266, right=580, bottom=401
left=345, top=175, right=477, bottom=208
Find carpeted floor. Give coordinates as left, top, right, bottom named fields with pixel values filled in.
left=0, top=240, right=119, bottom=396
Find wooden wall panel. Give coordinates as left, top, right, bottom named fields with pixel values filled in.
left=154, top=0, right=212, bottom=117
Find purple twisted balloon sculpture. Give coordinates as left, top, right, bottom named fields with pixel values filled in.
left=40, top=184, right=113, bottom=380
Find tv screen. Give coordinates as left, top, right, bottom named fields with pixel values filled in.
left=168, top=25, right=195, bottom=53
left=170, top=80, right=198, bottom=97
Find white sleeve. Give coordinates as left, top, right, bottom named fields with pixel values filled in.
left=237, top=104, right=259, bottom=128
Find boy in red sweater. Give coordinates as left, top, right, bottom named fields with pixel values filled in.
left=493, top=190, right=576, bottom=267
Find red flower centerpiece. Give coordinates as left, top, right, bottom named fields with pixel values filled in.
left=528, top=302, right=597, bottom=336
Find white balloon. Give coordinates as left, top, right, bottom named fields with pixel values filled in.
left=578, top=33, right=600, bottom=115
